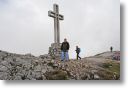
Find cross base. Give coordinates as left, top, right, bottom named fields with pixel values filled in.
left=49, top=43, right=61, bottom=59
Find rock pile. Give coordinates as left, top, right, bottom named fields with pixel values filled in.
left=0, top=50, right=120, bottom=80
left=0, top=50, right=52, bottom=80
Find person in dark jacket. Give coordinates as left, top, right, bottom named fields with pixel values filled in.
left=61, top=38, right=70, bottom=61
left=110, top=46, right=113, bottom=52
left=75, top=46, right=81, bottom=60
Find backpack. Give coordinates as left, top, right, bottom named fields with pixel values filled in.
left=78, top=48, right=81, bottom=53
left=76, top=48, right=81, bottom=53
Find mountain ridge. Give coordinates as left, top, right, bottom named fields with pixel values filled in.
left=0, top=50, right=120, bottom=80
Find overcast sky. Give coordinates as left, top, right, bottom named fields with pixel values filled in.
left=0, top=0, right=120, bottom=58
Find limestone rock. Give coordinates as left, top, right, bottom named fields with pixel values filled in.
left=94, top=74, right=100, bottom=80
left=0, top=50, right=120, bottom=80
left=0, top=65, right=8, bottom=72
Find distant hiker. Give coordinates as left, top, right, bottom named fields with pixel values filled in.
left=61, top=38, right=70, bottom=61
left=110, top=46, right=113, bottom=52
left=75, top=46, right=81, bottom=60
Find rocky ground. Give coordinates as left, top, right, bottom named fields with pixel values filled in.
left=0, top=50, right=120, bottom=80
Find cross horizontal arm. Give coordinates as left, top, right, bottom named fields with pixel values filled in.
left=59, top=15, right=64, bottom=20
left=48, top=11, right=64, bottom=20
left=48, top=11, right=55, bottom=18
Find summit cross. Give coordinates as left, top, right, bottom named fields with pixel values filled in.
left=48, top=4, right=64, bottom=44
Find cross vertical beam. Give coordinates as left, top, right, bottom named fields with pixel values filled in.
left=54, top=4, right=59, bottom=43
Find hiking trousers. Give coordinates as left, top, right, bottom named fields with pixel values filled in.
left=61, top=51, right=69, bottom=61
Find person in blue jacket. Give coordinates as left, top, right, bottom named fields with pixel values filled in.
left=75, top=46, right=81, bottom=60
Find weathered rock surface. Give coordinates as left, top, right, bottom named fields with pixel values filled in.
left=0, top=50, right=120, bottom=80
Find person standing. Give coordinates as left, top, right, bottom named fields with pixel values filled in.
left=61, top=38, right=70, bottom=61
left=75, top=46, right=81, bottom=60
left=110, top=46, right=113, bottom=52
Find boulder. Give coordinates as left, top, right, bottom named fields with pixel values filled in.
left=0, top=65, right=8, bottom=72
left=94, top=74, right=100, bottom=80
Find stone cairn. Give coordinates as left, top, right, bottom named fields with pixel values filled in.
left=49, top=43, right=61, bottom=59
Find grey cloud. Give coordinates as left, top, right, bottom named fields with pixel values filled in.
left=0, top=0, right=120, bottom=58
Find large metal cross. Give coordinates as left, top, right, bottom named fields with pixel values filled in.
left=48, top=4, right=64, bottom=44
